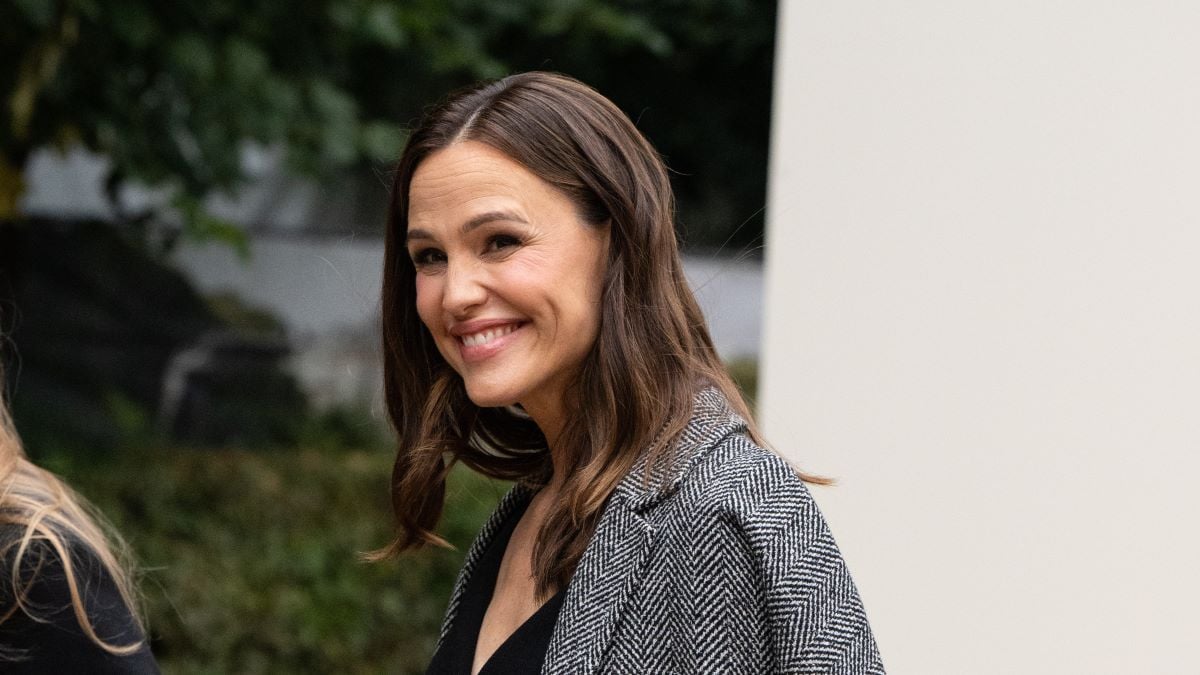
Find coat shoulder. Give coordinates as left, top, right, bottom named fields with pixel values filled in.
left=672, top=431, right=818, bottom=525
left=659, top=433, right=886, bottom=673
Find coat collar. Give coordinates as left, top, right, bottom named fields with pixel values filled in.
left=544, top=386, right=748, bottom=673
left=614, top=386, right=749, bottom=512
left=436, top=387, right=748, bottom=673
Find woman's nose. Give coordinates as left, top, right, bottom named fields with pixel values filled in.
left=442, top=260, right=488, bottom=315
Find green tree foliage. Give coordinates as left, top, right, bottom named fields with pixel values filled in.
left=2, top=0, right=776, bottom=249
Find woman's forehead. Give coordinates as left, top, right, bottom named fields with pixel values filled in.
left=407, top=142, right=564, bottom=231
left=411, top=144, right=524, bottom=204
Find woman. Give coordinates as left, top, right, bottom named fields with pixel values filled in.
left=0, top=366, right=158, bottom=672
left=376, top=72, right=884, bottom=674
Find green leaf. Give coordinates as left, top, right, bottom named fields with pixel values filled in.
left=359, top=122, right=407, bottom=164
left=103, top=390, right=155, bottom=441
left=327, top=1, right=357, bottom=29
left=586, top=6, right=674, bottom=56
left=224, top=37, right=271, bottom=88
left=12, top=0, right=55, bottom=27
left=309, top=80, right=359, bottom=166
left=310, top=79, right=356, bottom=119
left=169, top=34, right=216, bottom=84
left=364, top=2, right=407, bottom=48
left=107, top=1, right=157, bottom=48
left=173, top=195, right=251, bottom=259
left=257, top=77, right=303, bottom=139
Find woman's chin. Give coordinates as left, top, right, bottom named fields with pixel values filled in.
left=463, top=383, right=518, bottom=410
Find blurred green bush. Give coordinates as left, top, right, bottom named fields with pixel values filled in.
left=725, top=357, right=759, bottom=411
left=50, top=442, right=506, bottom=674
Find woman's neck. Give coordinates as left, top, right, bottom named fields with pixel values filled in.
left=518, top=397, right=570, bottom=492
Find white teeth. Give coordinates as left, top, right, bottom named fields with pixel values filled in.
left=461, top=324, right=516, bottom=347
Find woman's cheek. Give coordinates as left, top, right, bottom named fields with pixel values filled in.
left=413, top=274, right=442, bottom=334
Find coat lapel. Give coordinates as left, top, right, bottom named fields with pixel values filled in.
left=541, top=492, right=654, bottom=674
left=542, top=387, right=748, bottom=674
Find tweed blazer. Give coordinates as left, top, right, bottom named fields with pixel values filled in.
left=436, top=389, right=885, bottom=674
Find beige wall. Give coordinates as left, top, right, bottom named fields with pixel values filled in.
left=760, top=2, right=1200, bottom=672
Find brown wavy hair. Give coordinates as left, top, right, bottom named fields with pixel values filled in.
left=375, top=72, right=813, bottom=596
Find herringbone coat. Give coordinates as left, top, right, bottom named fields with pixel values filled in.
left=437, top=389, right=885, bottom=673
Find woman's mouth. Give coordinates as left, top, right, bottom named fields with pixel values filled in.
left=459, top=323, right=519, bottom=347
left=455, top=322, right=525, bottom=363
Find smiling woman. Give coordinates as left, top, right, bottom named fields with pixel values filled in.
left=406, top=141, right=609, bottom=423
left=373, top=72, right=884, bottom=674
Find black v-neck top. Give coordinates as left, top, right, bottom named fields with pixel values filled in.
left=426, top=501, right=565, bottom=675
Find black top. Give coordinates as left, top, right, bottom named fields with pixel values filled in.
left=0, top=536, right=159, bottom=674
left=426, top=500, right=565, bottom=675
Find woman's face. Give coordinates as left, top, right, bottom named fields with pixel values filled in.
left=406, top=141, right=609, bottom=423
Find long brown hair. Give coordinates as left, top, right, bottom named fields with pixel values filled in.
left=0, top=364, right=145, bottom=658
left=376, top=72, right=805, bottom=596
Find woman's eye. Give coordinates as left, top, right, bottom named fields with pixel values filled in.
left=485, top=234, right=521, bottom=254
left=411, top=248, right=446, bottom=266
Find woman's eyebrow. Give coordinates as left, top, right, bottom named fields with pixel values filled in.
left=406, top=210, right=528, bottom=244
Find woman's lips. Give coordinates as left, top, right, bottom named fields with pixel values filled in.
left=456, top=322, right=525, bottom=363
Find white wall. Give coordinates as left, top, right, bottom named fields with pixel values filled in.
left=761, top=2, right=1200, bottom=672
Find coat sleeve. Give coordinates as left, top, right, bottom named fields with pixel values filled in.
left=732, top=452, right=886, bottom=674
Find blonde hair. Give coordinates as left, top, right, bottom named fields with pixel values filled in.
left=0, top=373, right=146, bottom=658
